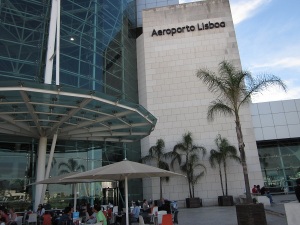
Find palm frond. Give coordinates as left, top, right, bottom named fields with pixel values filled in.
left=242, top=74, right=287, bottom=107
left=207, top=100, right=233, bottom=121
left=77, top=165, right=86, bottom=172
left=192, top=171, right=206, bottom=185
left=58, top=162, right=70, bottom=170
left=58, top=169, right=70, bottom=175
left=159, top=161, right=170, bottom=171
left=170, top=151, right=182, bottom=170
left=228, top=155, right=241, bottom=164
left=209, top=149, right=222, bottom=168
left=196, top=67, right=227, bottom=94
left=141, top=154, right=156, bottom=163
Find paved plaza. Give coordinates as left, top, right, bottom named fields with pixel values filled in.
left=177, top=194, right=297, bottom=225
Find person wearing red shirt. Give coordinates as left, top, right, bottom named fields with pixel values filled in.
left=0, top=208, right=9, bottom=224
left=252, top=185, right=258, bottom=194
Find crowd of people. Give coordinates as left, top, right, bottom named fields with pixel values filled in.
left=252, top=184, right=274, bottom=204
left=0, top=196, right=178, bottom=225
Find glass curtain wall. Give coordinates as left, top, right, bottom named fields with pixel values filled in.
left=0, top=0, right=142, bottom=210
left=0, top=139, right=141, bottom=211
left=257, top=138, right=300, bottom=194
left=0, top=0, right=138, bottom=102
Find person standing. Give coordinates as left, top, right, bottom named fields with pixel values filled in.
left=142, top=199, right=150, bottom=213
left=130, top=201, right=140, bottom=223
left=7, top=208, right=17, bottom=225
left=36, top=204, right=45, bottom=224
left=0, top=208, right=9, bottom=224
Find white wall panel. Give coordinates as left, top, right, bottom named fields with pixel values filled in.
left=262, top=127, right=276, bottom=140
left=257, top=102, right=271, bottom=114
left=286, top=112, right=299, bottom=125
left=283, top=100, right=297, bottom=112
left=288, top=124, right=300, bottom=137
left=252, top=99, right=300, bottom=140
left=270, top=101, right=284, bottom=113
left=260, top=114, right=274, bottom=127
left=272, top=113, right=287, bottom=126
left=275, top=125, right=290, bottom=138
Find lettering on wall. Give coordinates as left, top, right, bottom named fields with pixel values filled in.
left=151, top=21, right=226, bottom=37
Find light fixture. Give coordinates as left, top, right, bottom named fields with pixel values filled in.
left=70, top=37, right=75, bottom=41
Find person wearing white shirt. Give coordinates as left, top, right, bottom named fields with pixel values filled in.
left=36, top=204, right=45, bottom=218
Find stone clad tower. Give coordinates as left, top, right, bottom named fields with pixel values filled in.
left=137, top=0, right=263, bottom=206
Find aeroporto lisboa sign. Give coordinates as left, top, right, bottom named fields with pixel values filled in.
left=151, top=21, right=225, bottom=37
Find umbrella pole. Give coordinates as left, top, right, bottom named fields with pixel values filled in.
left=74, top=183, right=77, bottom=212
left=125, top=176, right=129, bottom=225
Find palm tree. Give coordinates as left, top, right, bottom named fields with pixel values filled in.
left=170, top=132, right=206, bottom=198
left=58, top=158, right=85, bottom=174
left=46, top=157, right=57, bottom=169
left=196, top=60, right=286, bottom=203
left=141, top=139, right=170, bottom=199
left=58, top=158, right=86, bottom=198
left=209, top=134, right=240, bottom=196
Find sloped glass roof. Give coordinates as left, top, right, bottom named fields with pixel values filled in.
left=0, top=81, right=157, bottom=142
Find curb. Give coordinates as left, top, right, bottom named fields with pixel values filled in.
left=265, top=209, right=286, bottom=218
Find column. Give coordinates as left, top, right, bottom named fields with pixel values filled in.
left=34, top=136, right=47, bottom=210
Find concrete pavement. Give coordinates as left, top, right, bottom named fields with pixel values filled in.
left=177, top=194, right=298, bottom=225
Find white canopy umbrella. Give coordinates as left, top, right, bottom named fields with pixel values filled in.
left=33, top=172, right=111, bottom=211
left=65, top=159, right=184, bottom=225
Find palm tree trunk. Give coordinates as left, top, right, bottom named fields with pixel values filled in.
left=188, top=177, right=193, bottom=198
left=159, top=177, right=163, bottom=199
left=224, top=161, right=228, bottom=196
left=192, top=184, right=195, bottom=198
left=235, top=118, right=252, bottom=203
left=219, top=165, right=225, bottom=196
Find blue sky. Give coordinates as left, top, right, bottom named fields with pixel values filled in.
left=179, top=0, right=300, bottom=103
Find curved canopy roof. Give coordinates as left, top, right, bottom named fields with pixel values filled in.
left=0, top=81, right=157, bottom=142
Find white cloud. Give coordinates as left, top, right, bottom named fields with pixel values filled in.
left=230, top=0, right=271, bottom=24
left=179, top=0, right=272, bottom=24
left=251, top=87, right=300, bottom=103
left=251, top=57, right=300, bottom=69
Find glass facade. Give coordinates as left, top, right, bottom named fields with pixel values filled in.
left=0, top=135, right=142, bottom=210
left=0, top=0, right=144, bottom=210
left=257, top=138, right=300, bottom=194
left=0, top=0, right=138, bottom=102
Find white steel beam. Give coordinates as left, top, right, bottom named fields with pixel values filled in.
left=44, top=0, right=58, bottom=84
left=59, top=122, right=149, bottom=136
left=41, top=133, right=58, bottom=204
left=19, top=90, right=44, bottom=136
left=60, top=111, right=133, bottom=133
left=47, top=98, right=92, bottom=136
left=0, top=114, right=32, bottom=132
left=56, top=0, right=61, bottom=85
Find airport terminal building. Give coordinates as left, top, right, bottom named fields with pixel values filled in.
left=0, top=0, right=299, bottom=209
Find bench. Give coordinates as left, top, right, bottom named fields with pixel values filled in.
left=255, top=196, right=270, bottom=206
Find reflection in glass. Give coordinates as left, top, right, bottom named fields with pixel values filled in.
left=258, top=139, right=300, bottom=193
